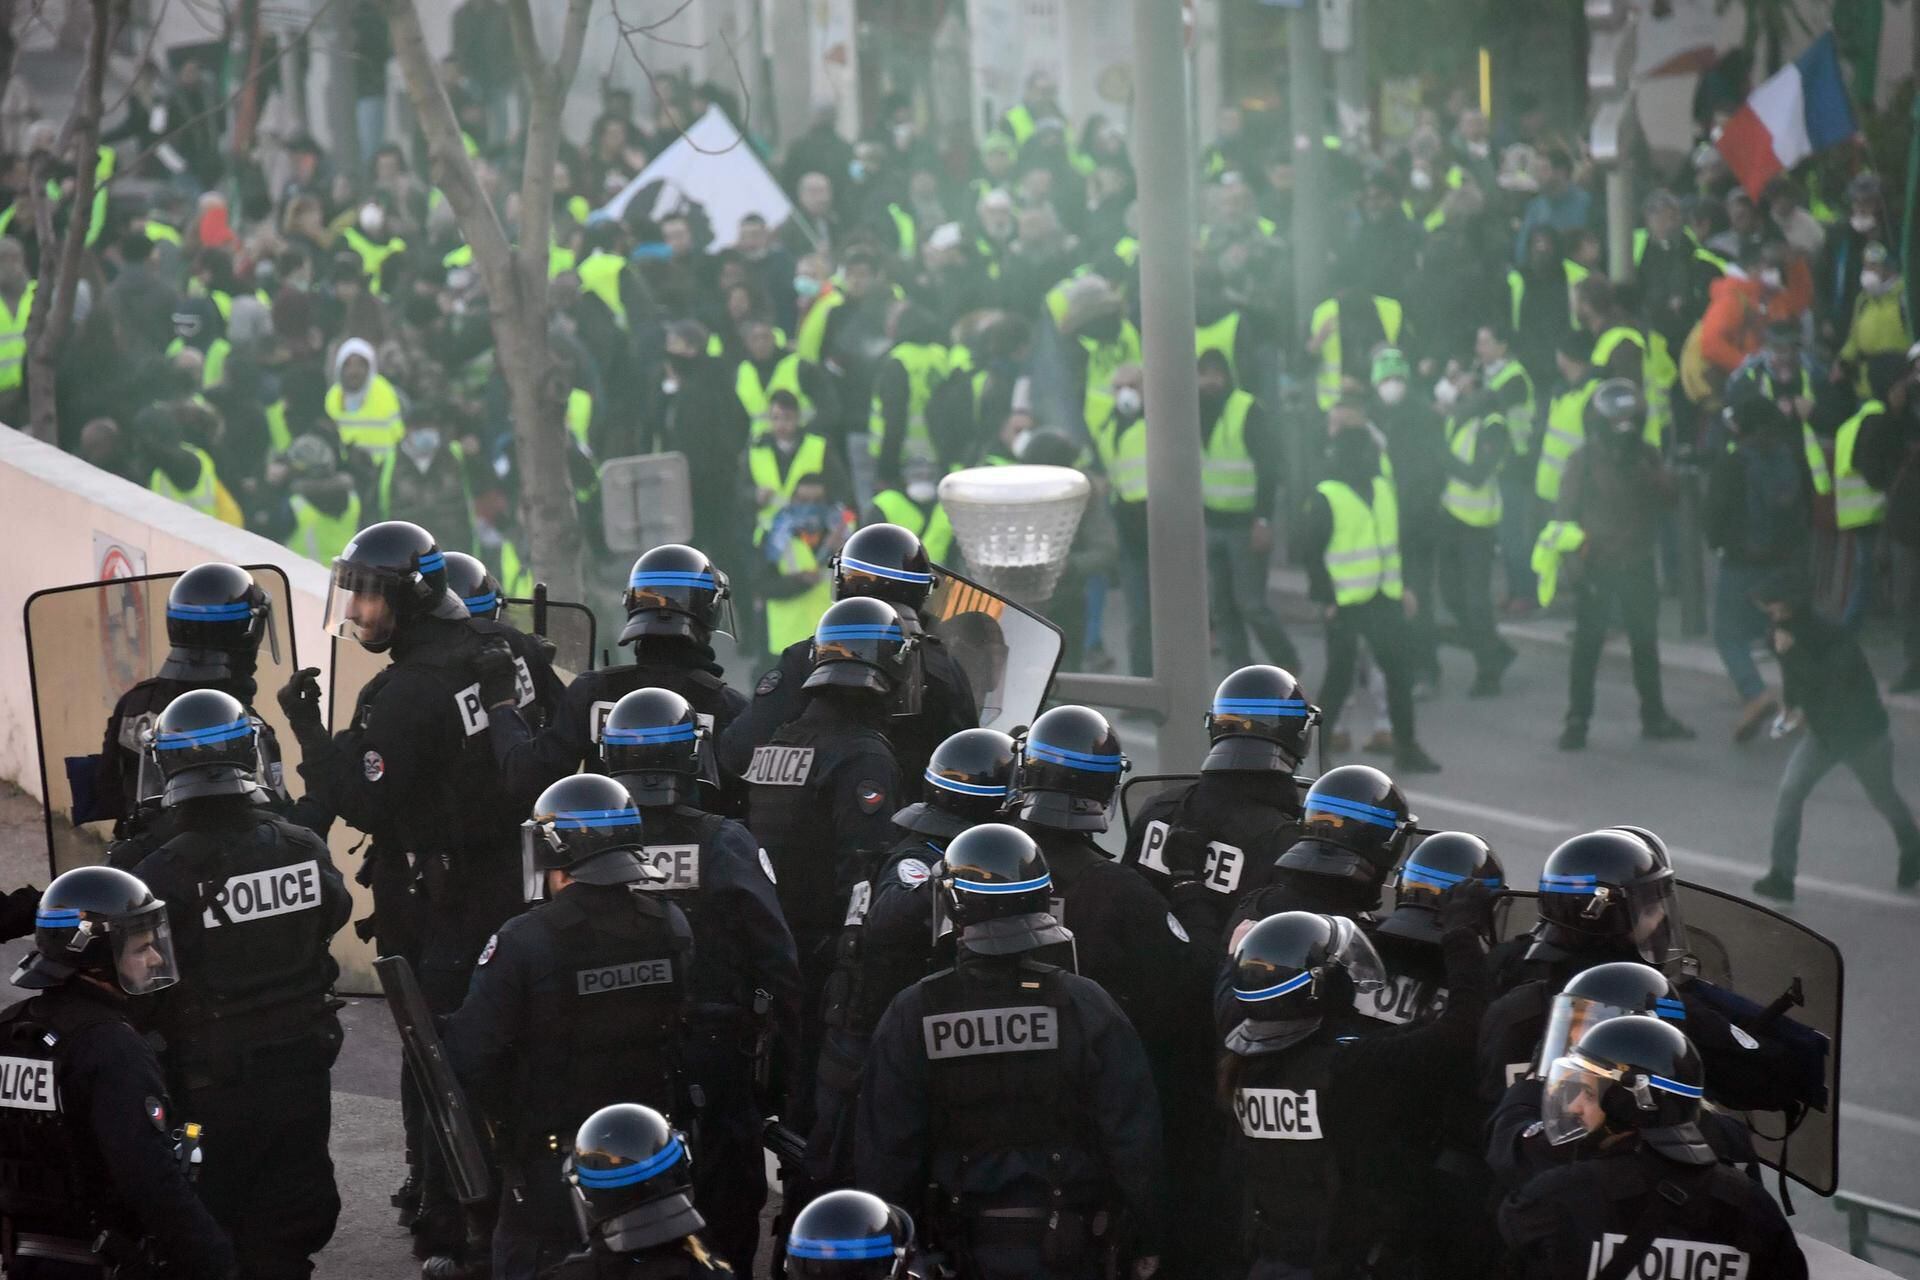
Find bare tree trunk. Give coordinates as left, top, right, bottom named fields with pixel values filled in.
left=23, top=0, right=118, bottom=445
left=383, top=0, right=588, bottom=601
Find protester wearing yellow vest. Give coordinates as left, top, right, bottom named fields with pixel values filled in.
left=280, top=435, right=365, bottom=563
left=149, top=443, right=240, bottom=526
left=1436, top=365, right=1520, bottom=695
left=341, top=202, right=406, bottom=294
left=868, top=313, right=950, bottom=488
left=749, top=391, right=843, bottom=545
left=736, top=320, right=821, bottom=438
left=760, top=482, right=846, bottom=657
left=1536, top=339, right=1600, bottom=505
left=1304, top=411, right=1438, bottom=772
left=576, top=243, right=631, bottom=328
left=1308, top=289, right=1404, bottom=413
left=325, top=338, right=407, bottom=466
left=1196, top=352, right=1298, bottom=674
left=1195, top=307, right=1245, bottom=387
left=0, top=241, right=32, bottom=397
left=1725, top=349, right=1832, bottom=498
left=379, top=415, right=474, bottom=551
left=1087, top=372, right=1154, bottom=677
left=1477, top=325, right=1541, bottom=616
left=866, top=484, right=953, bottom=565
left=288, top=489, right=363, bottom=563
left=1834, top=395, right=1888, bottom=630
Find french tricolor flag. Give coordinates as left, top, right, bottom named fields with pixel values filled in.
left=1714, top=32, right=1858, bottom=199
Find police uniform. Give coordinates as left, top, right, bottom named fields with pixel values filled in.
left=1120, top=772, right=1304, bottom=949
left=1498, top=1146, right=1806, bottom=1279
left=130, top=802, right=351, bottom=1278
left=96, top=675, right=293, bottom=834
left=443, top=880, right=694, bottom=1278
left=0, top=982, right=237, bottom=1277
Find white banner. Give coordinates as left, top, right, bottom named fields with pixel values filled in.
left=595, top=106, right=794, bottom=252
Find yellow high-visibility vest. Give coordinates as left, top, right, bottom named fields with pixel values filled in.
left=0, top=280, right=34, bottom=392
left=1195, top=311, right=1242, bottom=385
left=287, top=491, right=362, bottom=563
left=737, top=354, right=813, bottom=437
left=1441, top=413, right=1505, bottom=528
left=1536, top=380, right=1597, bottom=504
left=871, top=488, right=953, bottom=564
left=1318, top=476, right=1403, bottom=605
left=749, top=434, right=828, bottom=543
left=1834, top=400, right=1887, bottom=531
left=1311, top=296, right=1403, bottom=411
left=765, top=536, right=833, bottom=657
left=577, top=250, right=629, bottom=327
left=1088, top=399, right=1148, bottom=504
left=149, top=446, right=222, bottom=519
left=325, top=375, right=407, bottom=464
left=1487, top=359, right=1536, bottom=453
left=868, top=342, right=950, bottom=465
left=1202, top=390, right=1258, bottom=514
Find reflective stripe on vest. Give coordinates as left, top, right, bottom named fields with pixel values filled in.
left=150, top=446, right=221, bottom=517
left=871, top=489, right=954, bottom=564
left=869, top=343, right=950, bottom=463
left=1535, top=380, right=1596, bottom=504
left=1442, top=415, right=1504, bottom=528
left=0, top=280, right=34, bottom=390
left=1800, top=424, right=1833, bottom=497
left=1319, top=476, right=1402, bottom=604
left=1203, top=390, right=1259, bottom=513
left=750, top=435, right=829, bottom=542
left=737, top=353, right=812, bottom=436
left=1089, top=407, right=1148, bottom=504
left=325, top=376, right=407, bottom=462
left=287, top=491, right=362, bottom=563
left=1312, top=296, right=1403, bottom=411
left=1834, top=401, right=1886, bottom=530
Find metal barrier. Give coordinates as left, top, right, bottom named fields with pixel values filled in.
left=1835, top=1190, right=1920, bottom=1267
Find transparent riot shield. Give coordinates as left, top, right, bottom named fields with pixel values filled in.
left=1494, top=883, right=1840, bottom=1196
left=24, top=565, right=301, bottom=876
left=599, top=452, right=693, bottom=555
left=921, top=567, right=1064, bottom=734
left=1120, top=774, right=1199, bottom=832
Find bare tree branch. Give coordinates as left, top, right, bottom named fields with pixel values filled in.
left=607, top=0, right=750, bottom=157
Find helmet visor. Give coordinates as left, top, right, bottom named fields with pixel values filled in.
left=113, top=904, right=178, bottom=995
left=520, top=821, right=555, bottom=903
left=1535, top=995, right=1638, bottom=1077
left=1627, top=877, right=1687, bottom=969
left=1541, top=1053, right=1614, bottom=1147
left=1327, top=916, right=1388, bottom=994
left=322, top=564, right=401, bottom=649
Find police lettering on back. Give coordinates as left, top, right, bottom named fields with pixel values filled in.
left=454, top=655, right=538, bottom=737
left=921, top=1005, right=1059, bottom=1059
left=576, top=957, right=675, bottom=995
left=0, top=1057, right=58, bottom=1112
left=1234, top=1087, right=1321, bottom=1141
left=200, top=859, right=322, bottom=928
left=744, top=745, right=815, bottom=786
left=1135, top=821, right=1246, bottom=895
left=1588, top=1235, right=1750, bottom=1280
left=638, top=844, right=702, bottom=891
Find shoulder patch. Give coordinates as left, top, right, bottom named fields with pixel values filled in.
left=755, top=669, right=782, bottom=697
left=897, top=857, right=931, bottom=888
left=759, top=848, right=777, bottom=884
left=145, top=1096, right=167, bottom=1131
left=856, top=780, right=888, bottom=814
left=1730, top=1024, right=1759, bottom=1050
left=362, top=750, right=385, bottom=782
left=1166, top=911, right=1190, bottom=943
left=477, top=933, right=499, bottom=966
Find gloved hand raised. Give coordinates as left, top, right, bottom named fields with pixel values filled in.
left=1437, top=877, right=1496, bottom=939
left=276, top=667, right=325, bottom=738
left=473, top=638, right=522, bottom=710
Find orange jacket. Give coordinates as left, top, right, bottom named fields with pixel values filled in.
left=1699, top=275, right=1766, bottom=373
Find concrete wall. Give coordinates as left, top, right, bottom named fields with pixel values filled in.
left=0, top=428, right=380, bottom=988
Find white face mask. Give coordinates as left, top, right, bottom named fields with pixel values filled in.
left=1860, top=270, right=1884, bottom=293
left=905, top=480, right=938, bottom=503
left=358, top=203, right=385, bottom=237
left=1432, top=378, right=1460, bottom=409
left=1851, top=213, right=1876, bottom=234
left=1410, top=168, right=1434, bottom=192
left=660, top=376, right=680, bottom=396
left=1114, top=385, right=1143, bottom=417
left=1760, top=267, right=1783, bottom=289
left=1377, top=378, right=1407, bottom=406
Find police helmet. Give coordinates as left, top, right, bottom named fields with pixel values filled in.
left=1583, top=377, right=1646, bottom=438
left=1279, top=765, right=1415, bottom=887
left=940, top=822, right=1071, bottom=957
left=786, top=1189, right=917, bottom=1279
left=620, top=544, right=732, bottom=645
left=804, top=598, right=918, bottom=696
left=1534, top=828, right=1687, bottom=971
left=1542, top=1015, right=1713, bottom=1165
left=1533, top=961, right=1688, bottom=1077
left=831, top=524, right=935, bottom=610
left=1376, top=832, right=1504, bottom=945
left=321, top=521, right=465, bottom=653
left=1227, top=912, right=1385, bottom=1053
left=600, top=688, right=701, bottom=807
left=565, top=1103, right=704, bottom=1254
left=150, top=689, right=258, bottom=806
left=13, top=866, right=178, bottom=995
left=160, top=562, right=273, bottom=681
left=894, top=728, right=1016, bottom=838
left=1012, top=705, right=1129, bottom=833
left=521, top=775, right=661, bottom=900
left=443, top=551, right=503, bottom=619
left=1203, top=665, right=1319, bottom=774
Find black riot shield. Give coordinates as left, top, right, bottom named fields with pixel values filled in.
left=376, top=955, right=493, bottom=1206
left=24, top=565, right=302, bottom=876
left=1494, top=883, right=1841, bottom=1196
left=921, top=567, right=1064, bottom=734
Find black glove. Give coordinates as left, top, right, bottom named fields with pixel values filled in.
left=473, top=638, right=521, bottom=710
left=532, top=634, right=558, bottom=665
left=277, top=667, right=325, bottom=738
left=1436, top=878, right=1495, bottom=938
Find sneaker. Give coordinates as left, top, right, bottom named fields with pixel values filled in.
left=1892, top=668, right=1920, bottom=696
left=1732, top=693, right=1779, bottom=744
left=1642, top=715, right=1696, bottom=742
left=1751, top=872, right=1795, bottom=904
left=1558, top=721, right=1587, bottom=751
left=1394, top=746, right=1443, bottom=774
left=1363, top=730, right=1396, bottom=754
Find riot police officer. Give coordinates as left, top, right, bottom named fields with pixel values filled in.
left=786, top=1189, right=926, bottom=1278
left=1370, top=831, right=1504, bottom=1021
left=856, top=824, right=1165, bottom=1279
left=1222, top=897, right=1489, bottom=1279
left=96, top=562, right=304, bottom=840
left=1499, top=1018, right=1807, bottom=1279
left=721, top=523, right=977, bottom=786
left=0, top=866, right=237, bottom=1278
left=125, top=691, right=351, bottom=1279
left=277, top=520, right=557, bottom=1246
left=1227, top=765, right=1420, bottom=937
left=444, top=551, right=505, bottom=619
left=443, top=773, right=694, bottom=1279
left=810, top=728, right=1018, bottom=1186
left=546, top=1104, right=731, bottom=1277
left=487, top=543, right=748, bottom=810
left=1120, top=665, right=1318, bottom=950
left=601, top=687, right=801, bottom=1273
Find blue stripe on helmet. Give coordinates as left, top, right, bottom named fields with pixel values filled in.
left=1211, top=698, right=1311, bottom=716
left=1653, top=998, right=1687, bottom=1021
left=1539, top=873, right=1599, bottom=893
left=165, top=601, right=255, bottom=621
left=816, top=625, right=905, bottom=641
left=924, top=769, right=1009, bottom=797
left=550, top=808, right=643, bottom=829
left=416, top=552, right=446, bottom=575
left=953, top=871, right=1051, bottom=895
left=1026, top=740, right=1123, bottom=772
left=1305, top=796, right=1399, bottom=828
left=461, top=591, right=499, bottom=615
left=787, top=1234, right=897, bottom=1261
left=1401, top=860, right=1466, bottom=888
left=603, top=723, right=698, bottom=745
left=1235, top=970, right=1315, bottom=1002
left=629, top=571, right=716, bottom=589
left=574, top=1135, right=683, bottom=1188
left=1648, top=1074, right=1704, bottom=1099
left=35, top=908, right=82, bottom=927
left=155, top=718, right=253, bottom=749
left=839, top=554, right=933, bottom=585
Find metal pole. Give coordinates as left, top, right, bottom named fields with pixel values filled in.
left=1605, top=166, right=1633, bottom=283
left=1133, top=0, right=1211, bottom=772
left=1288, top=1, right=1331, bottom=336
left=1334, top=0, right=1367, bottom=139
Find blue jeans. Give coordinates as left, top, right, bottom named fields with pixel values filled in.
left=1768, top=731, right=1920, bottom=879
left=1712, top=561, right=1772, bottom=701
left=1842, top=525, right=1878, bottom=627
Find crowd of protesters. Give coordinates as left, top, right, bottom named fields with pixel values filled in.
left=2, top=25, right=1916, bottom=775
